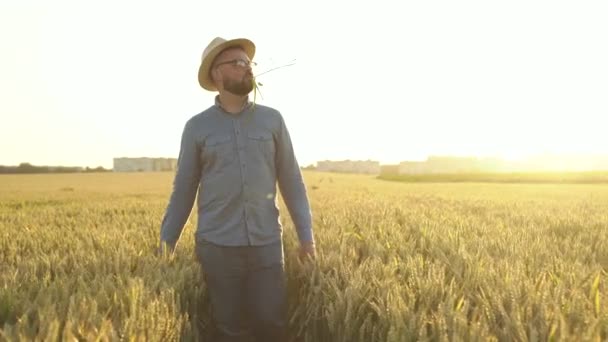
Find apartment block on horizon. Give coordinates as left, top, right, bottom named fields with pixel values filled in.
left=398, top=156, right=505, bottom=174
left=113, top=157, right=177, bottom=172
left=316, top=160, right=381, bottom=174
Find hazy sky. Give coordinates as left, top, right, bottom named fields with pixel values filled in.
left=1, top=0, right=607, bottom=168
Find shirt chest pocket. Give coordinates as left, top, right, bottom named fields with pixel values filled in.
left=247, top=131, right=275, bottom=162
left=203, top=134, right=235, bottom=169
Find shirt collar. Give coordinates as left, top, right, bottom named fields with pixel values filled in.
left=214, top=95, right=253, bottom=114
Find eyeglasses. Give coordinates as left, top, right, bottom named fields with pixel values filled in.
left=214, top=59, right=257, bottom=69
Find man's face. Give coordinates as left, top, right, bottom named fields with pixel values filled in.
left=212, top=48, right=254, bottom=95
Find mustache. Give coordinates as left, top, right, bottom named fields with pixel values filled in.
left=242, top=74, right=253, bottom=82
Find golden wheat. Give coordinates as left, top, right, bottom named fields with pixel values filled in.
left=0, top=171, right=606, bottom=341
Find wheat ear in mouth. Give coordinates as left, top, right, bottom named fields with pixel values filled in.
left=250, top=59, right=296, bottom=110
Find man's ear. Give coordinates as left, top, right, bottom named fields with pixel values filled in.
left=211, top=68, right=222, bottom=85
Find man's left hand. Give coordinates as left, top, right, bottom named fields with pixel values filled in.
left=298, top=241, right=316, bottom=261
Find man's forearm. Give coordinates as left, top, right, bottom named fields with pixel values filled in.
left=160, top=178, right=199, bottom=249
left=275, top=112, right=314, bottom=244
left=159, top=118, right=202, bottom=250
left=279, top=172, right=314, bottom=244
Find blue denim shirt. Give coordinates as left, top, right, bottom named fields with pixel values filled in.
left=160, top=96, right=313, bottom=249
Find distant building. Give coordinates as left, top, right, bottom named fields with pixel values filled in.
left=316, top=160, right=380, bottom=174
left=398, top=161, right=429, bottom=174
left=398, top=156, right=506, bottom=174
left=113, top=157, right=177, bottom=172
left=380, top=164, right=400, bottom=175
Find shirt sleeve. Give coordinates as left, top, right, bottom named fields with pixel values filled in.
left=159, top=119, right=202, bottom=251
left=275, top=112, right=314, bottom=244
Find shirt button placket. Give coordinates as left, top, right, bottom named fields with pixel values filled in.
left=234, top=119, right=251, bottom=244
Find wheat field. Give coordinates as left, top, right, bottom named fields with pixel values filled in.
left=0, top=171, right=607, bottom=341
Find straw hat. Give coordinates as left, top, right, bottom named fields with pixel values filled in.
left=197, top=37, right=256, bottom=91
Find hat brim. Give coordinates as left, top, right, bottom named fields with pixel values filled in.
left=198, top=38, right=256, bottom=91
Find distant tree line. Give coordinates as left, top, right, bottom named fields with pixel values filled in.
left=0, top=163, right=112, bottom=174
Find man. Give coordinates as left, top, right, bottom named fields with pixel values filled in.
left=158, top=37, right=315, bottom=342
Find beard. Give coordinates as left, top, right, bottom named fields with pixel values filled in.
left=224, top=74, right=254, bottom=96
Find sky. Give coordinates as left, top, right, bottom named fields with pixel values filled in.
left=1, top=0, right=607, bottom=169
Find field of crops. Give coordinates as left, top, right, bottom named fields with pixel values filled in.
left=1, top=171, right=607, bottom=341
left=378, top=171, right=608, bottom=184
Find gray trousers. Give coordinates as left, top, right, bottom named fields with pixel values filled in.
left=195, top=239, right=288, bottom=342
